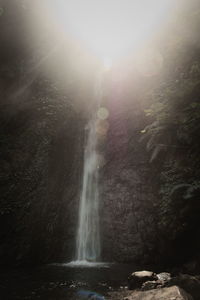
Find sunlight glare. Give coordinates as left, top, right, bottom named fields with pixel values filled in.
left=44, top=0, right=173, bottom=62
left=103, top=57, right=112, bottom=71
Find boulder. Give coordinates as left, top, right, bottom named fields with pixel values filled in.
left=128, top=270, right=157, bottom=290
left=157, top=272, right=171, bottom=283
left=168, top=274, right=200, bottom=300
left=124, top=285, right=193, bottom=300
left=141, top=280, right=162, bottom=291
left=141, top=272, right=172, bottom=291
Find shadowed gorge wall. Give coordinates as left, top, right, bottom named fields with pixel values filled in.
left=0, top=76, right=85, bottom=264
left=0, top=0, right=86, bottom=265
left=101, top=103, right=157, bottom=263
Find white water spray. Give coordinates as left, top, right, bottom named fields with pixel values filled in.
left=76, top=73, right=104, bottom=263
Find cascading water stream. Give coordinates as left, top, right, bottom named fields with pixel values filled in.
left=75, top=72, right=103, bottom=263
left=76, top=118, right=100, bottom=261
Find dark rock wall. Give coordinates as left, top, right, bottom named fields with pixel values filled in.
left=0, top=0, right=86, bottom=265
left=0, top=77, right=85, bottom=265
left=100, top=76, right=158, bottom=263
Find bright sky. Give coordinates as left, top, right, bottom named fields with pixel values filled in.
left=44, top=0, right=173, bottom=62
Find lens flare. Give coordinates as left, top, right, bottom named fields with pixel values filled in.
left=97, top=107, right=109, bottom=120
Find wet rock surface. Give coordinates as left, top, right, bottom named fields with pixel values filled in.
left=167, top=274, right=200, bottom=300
left=123, top=286, right=193, bottom=300
left=157, top=272, right=171, bottom=282
left=116, top=270, right=200, bottom=300
left=128, top=271, right=157, bottom=290
left=141, top=280, right=162, bottom=291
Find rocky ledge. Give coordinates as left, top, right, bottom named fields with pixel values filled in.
left=108, top=270, right=200, bottom=300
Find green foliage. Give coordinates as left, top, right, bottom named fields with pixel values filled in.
left=140, top=4, right=200, bottom=253
left=142, top=72, right=200, bottom=241
left=142, top=70, right=200, bottom=163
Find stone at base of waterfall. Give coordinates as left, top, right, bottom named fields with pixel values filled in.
left=128, top=270, right=157, bottom=290
left=168, top=274, right=200, bottom=300
left=157, top=272, right=171, bottom=283
left=141, top=273, right=172, bottom=291
left=124, top=286, right=193, bottom=300
left=141, top=280, right=162, bottom=291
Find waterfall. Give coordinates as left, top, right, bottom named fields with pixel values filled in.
left=76, top=74, right=103, bottom=262
left=76, top=118, right=100, bottom=261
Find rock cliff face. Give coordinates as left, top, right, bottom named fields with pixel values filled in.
left=99, top=77, right=158, bottom=264
left=0, top=0, right=87, bottom=265
left=0, top=76, right=85, bottom=265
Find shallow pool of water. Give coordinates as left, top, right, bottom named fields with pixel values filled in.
left=0, top=263, right=137, bottom=300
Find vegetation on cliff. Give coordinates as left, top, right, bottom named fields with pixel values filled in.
left=141, top=3, right=200, bottom=265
